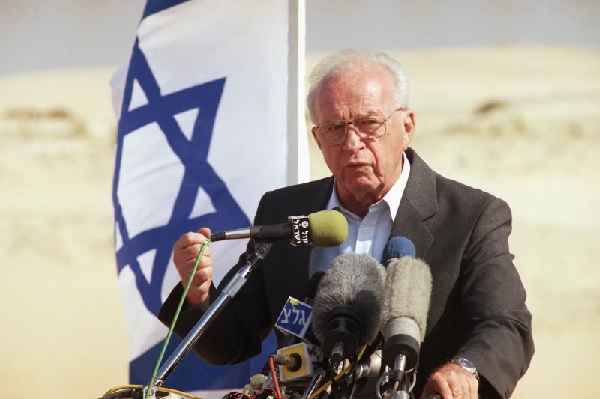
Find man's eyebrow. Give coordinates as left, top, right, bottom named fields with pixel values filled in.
left=325, top=111, right=383, bottom=121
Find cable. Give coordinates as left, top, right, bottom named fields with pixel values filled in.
left=307, top=344, right=368, bottom=399
left=103, top=384, right=203, bottom=399
left=268, top=356, right=283, bottom=399
left=144, top=239, right=212, bottom=399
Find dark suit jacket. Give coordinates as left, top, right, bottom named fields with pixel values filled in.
left=159, top=148, right=534, bottom=399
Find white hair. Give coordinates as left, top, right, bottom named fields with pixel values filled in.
left=307, top=49, right=410, bottom=122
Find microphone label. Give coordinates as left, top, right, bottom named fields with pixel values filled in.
left=275, top=296, right=314, bottom=339
left=289, top=215, right=312, bottom=246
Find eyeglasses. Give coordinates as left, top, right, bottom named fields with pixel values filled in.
left=313, top=107, right=405, bottom=147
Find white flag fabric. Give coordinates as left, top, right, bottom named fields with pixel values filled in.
left=111, top=0, right=292, bottom=396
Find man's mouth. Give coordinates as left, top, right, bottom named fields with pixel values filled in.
left=345, top=161, right=370, bottom=168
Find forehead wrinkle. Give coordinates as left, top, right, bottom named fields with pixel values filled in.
left=316, top=64, right=396, bottom=121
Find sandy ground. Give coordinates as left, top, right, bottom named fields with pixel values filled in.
left=0, top=46, right=598, bottom=398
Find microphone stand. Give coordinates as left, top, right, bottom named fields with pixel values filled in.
left=144, top=242, right=274, bottom=399
left=376, top=353, right=415, bottom=399
left=300, top=368, right=327, bottom=399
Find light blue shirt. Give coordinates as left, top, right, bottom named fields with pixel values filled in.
left=309, top=152, right=411, bottom=276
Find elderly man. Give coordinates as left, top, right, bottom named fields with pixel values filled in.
left=159, top=49, right=534, bottom=399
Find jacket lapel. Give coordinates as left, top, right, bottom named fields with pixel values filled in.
left=391, top=148, right=437, bottom=258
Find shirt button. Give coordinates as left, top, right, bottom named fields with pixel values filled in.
left=363, top=228, right=369, bottom=234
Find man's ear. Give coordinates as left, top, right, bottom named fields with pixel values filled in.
left=403, top=111, right=416, bottom=146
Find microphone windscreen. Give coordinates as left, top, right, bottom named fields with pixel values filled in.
left=312, top=253, right=386, bottom=347
left=308, top=210, right=348, bottom=247
left=381, top=257, right=432, bottom=341
left=382, top=236, right=416, bottom=265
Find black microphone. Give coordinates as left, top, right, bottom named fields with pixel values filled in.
left=210, top=209, right=348, bottom=247
left=304, top=271, right=326, bottom=307
left=380, top=256, right=432, bottom=373
left=312, top=253, right=386, bottom=369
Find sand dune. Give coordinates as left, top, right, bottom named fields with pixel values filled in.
left=1, top=46, right=599, bottom=398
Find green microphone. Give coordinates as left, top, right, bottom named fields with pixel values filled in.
left=306, top=209, right=348, bottom=247
left=211, top=209, right=348, bottom=247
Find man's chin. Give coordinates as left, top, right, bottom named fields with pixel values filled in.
left=344, top=179, right=381, bottom=201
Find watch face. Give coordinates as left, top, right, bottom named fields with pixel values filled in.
left=457, top=358, right=475, bottom=369
left=452, top=357, right=478, bottom=378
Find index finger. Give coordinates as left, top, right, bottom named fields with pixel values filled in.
left=199, top=227, right=212, bottom=238
left=175, top=231, right=209, bottom=250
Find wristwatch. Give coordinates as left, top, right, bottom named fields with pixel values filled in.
left=450, top=357, right=479, bottom=380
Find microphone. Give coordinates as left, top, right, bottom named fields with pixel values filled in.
left=210, top=209, right=348, bottom=247
left=273, top=342, right=323, bottom=383
left=380, top=256, right=432, bottom=373
left=303, top=271, right=326, bottom=306
left=312, top=253, right=386, bottom=369
left=381, top=236, right=415, bottom=266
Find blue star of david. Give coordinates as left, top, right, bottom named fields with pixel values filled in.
left=112, top=38, right=251, bottom=316
left=111, top=9, right=277, bottom=387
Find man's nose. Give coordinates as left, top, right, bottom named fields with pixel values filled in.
left=342, top=123, right=364, bottom=150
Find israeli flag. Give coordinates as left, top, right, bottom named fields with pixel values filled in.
left=111, top=0, right=303, bottom=396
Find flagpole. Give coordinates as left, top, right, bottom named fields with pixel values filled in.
left=287, top=0, right=308, bottom=185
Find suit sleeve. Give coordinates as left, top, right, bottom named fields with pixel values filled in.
left=157, top=196, right=273, bottom=365
left=457, top=197, right=534, bottom=399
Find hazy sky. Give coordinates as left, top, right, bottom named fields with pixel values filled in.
left=0, top=0, right=598, bottom=75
